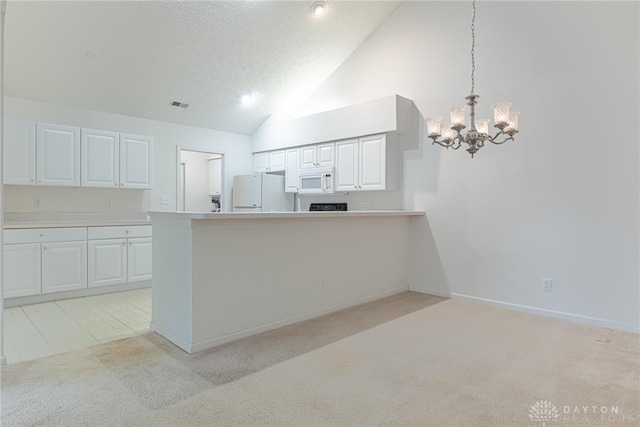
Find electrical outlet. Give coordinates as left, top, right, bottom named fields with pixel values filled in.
left=542, top=278, right=552, bottom=292
left=368, top=201, right=375, bottom=210
left=33, top=198, right=42, bottom=208
left=360, top=201, right=366, bottom=210
left=320, top=279, right=326, bottom=290
left=106, top=199, right=113, bottom=208
left=161, top=196, right=170, bottom=205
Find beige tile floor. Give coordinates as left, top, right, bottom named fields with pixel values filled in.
left=3, top=288, right=151, bottom=364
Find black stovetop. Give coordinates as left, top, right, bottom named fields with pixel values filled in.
left=309, top=203, right=348, bottom=211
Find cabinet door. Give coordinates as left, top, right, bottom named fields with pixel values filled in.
left=36, top=123, right=81, bottom=186
left=299, top=145, right=317, bottom=169
left=335, top=139, right=359, bottom=191
left=88, top=239, right=127, bottom=287
left=359, top=134, right=386, bottom=191
left=3, top=119, right=36, bottom=185
left=285, top=148, right=300, bottom=193
left=127, top=238, right=152, bottom=282
left=269, top=150, right=285, bottom=172
left=207, top=158, right=222, bottom=196
left=254, top=152, right=269, bottom=172
left=317, top=143, right=335, bottom=167
left=81, top=128, right=120, bottom=188
left=3, top=243, right=41, bottom=298
left=120, top=134, right=153, bottom=189
left=41, top=241, right=87, bottom=293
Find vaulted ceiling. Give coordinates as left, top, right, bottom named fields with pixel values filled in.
left=4, top=1, right=400, bottom=135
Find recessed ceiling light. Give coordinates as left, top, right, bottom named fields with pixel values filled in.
left=310, top=2, right=326, bottom=16
left=240, top=92, right=259, bottom=106
left=84, top=50, right=100, bottom=60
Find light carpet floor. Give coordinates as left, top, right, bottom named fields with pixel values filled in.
left=1, top=292, right=639, bottom=427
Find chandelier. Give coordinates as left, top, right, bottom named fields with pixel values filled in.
left=427, top=0, right=519, bottom=158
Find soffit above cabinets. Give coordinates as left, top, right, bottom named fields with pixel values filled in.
left=4, top=1, right=400, bottom=136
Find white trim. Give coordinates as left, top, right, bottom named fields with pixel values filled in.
left=148, top=322, right=192, bottom=354
left=451, top=293, right=640, bottom=334
left=409, top=285, right=451, bottom=299
left=188, top=286, right=409, bottom=354
left=4, top=281, right=150, bottom=308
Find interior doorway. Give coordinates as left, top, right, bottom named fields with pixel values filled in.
left=177, top=148, right=224, bottom=212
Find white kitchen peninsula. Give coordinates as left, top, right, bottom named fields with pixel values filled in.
left=149, top=210, right=424, bottom=353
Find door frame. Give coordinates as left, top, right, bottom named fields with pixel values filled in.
left=175, top=146, right=225, bottom=212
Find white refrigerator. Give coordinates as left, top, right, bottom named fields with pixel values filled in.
left=232, top=173, right=293, bottom=212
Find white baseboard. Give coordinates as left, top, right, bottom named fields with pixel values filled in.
left=5, top=281, right=151, bottom=308
left=189, top=286, right=409, bottom=353
left=451, top=293, right=640, bottom=334
left=409, top=285, right=451, bottom=299
left=1, top=355, right=6, bottom=366
left=148, top=322, right=192, bottom=354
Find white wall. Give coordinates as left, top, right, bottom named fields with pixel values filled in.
left=294, top=1, right=640, bottom=331
left=4, top=96, right=253, bottom=214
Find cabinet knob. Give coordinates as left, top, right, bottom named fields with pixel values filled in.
left=40, top=233, right=44, bottom=237
left=43, top=246, right=47, bottom=250
left=129, top=242, right=132, bottom=246
left=31, top=179, right=34, bottom=182
left=125, top=230, right=129, bottom=234
left=114, top=183, right=118, bottom=186
left=122, top=242, right=126, bottom=245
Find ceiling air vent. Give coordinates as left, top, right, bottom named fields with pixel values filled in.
left=171, top=101, right=189, bottom=109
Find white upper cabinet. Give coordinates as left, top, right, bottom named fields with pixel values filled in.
left=36, top=123, right=81, bottom=186
left=317, top=143, right=335, bottom=167
left=119, top=133, right=153, bottom=189
left=300, top=142, right=334, bottom=169
left=335, top=139, right=359, bottom=191
left=3, top=119, right=36, bottom=185
left=4, top=120, right=154, bottom=190
left=285, top=148, right=300, bottom=193
left=81, top=128, right=120, bottom=188
left=358, top=134, right=386, bottom=191
left=335, top=134, right=386, bottom=192
left=254, top=150, right=285, bottom=172
left=268, top=150, right=285, bottom=171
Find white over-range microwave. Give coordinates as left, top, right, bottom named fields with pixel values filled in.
left=298, top=167, right=335, bottom=195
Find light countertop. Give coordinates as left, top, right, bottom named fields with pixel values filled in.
left=149, top=211, right=425, bottom=220
left=4, top=213, right=150, bottom=229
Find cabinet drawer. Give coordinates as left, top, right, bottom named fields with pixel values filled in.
left=88, top=225, right=152, bottom=239
left=4, top=227, right=87, bottom=244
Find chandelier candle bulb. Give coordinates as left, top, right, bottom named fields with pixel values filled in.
left=506, top=111, right=519, bottom=132
left=442, top=125, right=455, bottom=142
left=449, top=106, right=467, bottom=128
left=476, top=119, right=490, bottom=135
left=491, top=102, right=512, bottom=125
left=426, top=117, right=443, bottom=137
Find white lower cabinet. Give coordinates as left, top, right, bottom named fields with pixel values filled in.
left=88, top=226, right=152, bottom=287
left=3, top=243, right=42, bottom=298
left=3, top=224, right=152, bottom=301
left=88, top=239, right=127, bottom=287
left=41, top=241, right=87, bottom=294
left=127, top=237, right=152, bottom=282
left=3, top=227, right=87, bottom=297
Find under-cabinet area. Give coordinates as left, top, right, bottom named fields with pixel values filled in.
left=3, top=224, right=152, bottom=307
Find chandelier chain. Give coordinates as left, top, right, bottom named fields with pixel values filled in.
left=470, top=0, right=476, bottom=95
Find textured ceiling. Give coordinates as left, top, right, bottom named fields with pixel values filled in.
left=4, top=1, right=400, bottom=135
